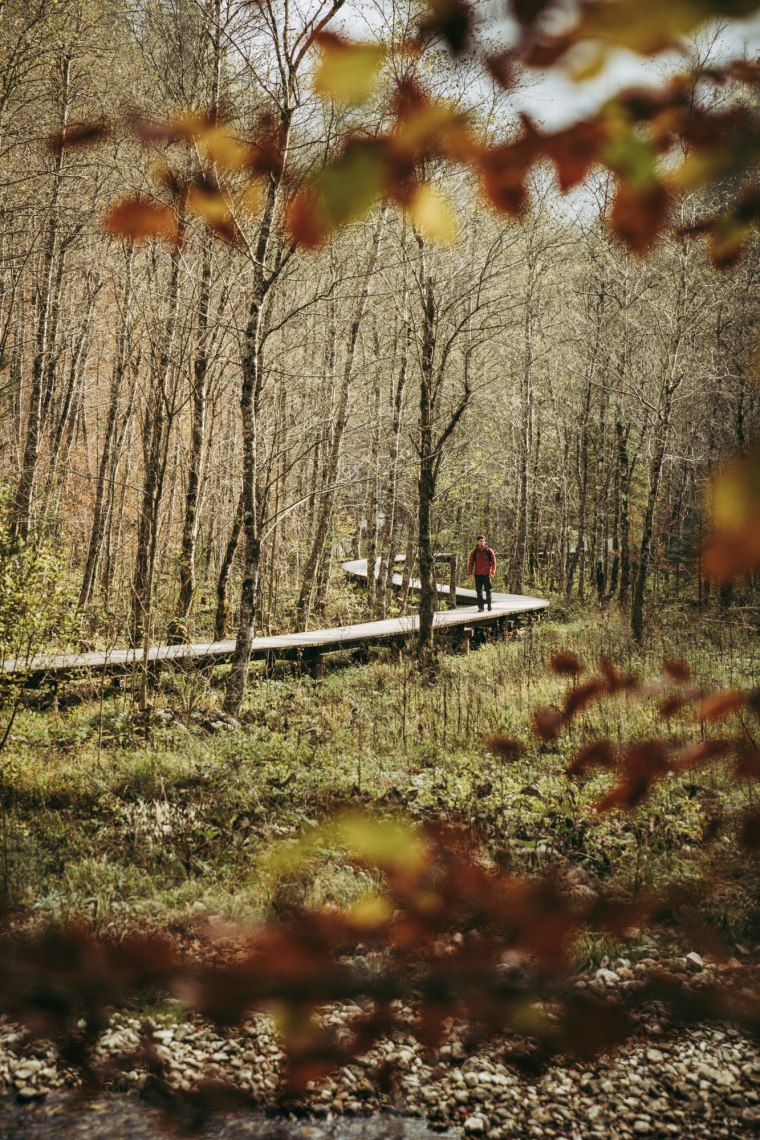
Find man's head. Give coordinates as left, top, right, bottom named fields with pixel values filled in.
left=476, top=535, right=486, bottom=547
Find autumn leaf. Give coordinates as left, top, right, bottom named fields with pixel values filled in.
left=314, top=33, right=385, bottom=104
left=407, top=183, right=459, bottom=243
left=595, top=740, right=670, bottom=811
left=198, top=124, right=255, bottom=170
left=546, top=118, right=609, bottom=192
left=568, top=739, right=615, bottom=775
left=735, top=747, right=760, bottom=780
left=708, top=211, right=758, bottom=269
left=703, top=449, right=760, bottom=581
left=563, top=678, right=606, bottom=719
left=557, top=995, right=631, bottom=1059
left=676, top=739, right=731, bottom=770
left=509, top=0, right=556, bottom=27
left=479, top=140, right=534, bottom=217
left=663, top=658, right=691, bottom=683
left=532, top=707, right=563, bottom=741
left=695, top=690, right=746, bottom=722
left=599, top=657, right=638, bottom=693
left=550, top=650, right=584, bottom=676
left=419, top=0, right=474, bottom=55
left=740, top=806, right=760, bottom=852
left=526, top=0, right=760, bottom=63
left=102, top=197, right=180, bottom=244
left=486, top=735, right=524, bottom=759
left=186, top=181, right=233, bottom=225
left=184, top=178, right=244, bottom=244
left=658, top=695, right=687, bottom=719
left=45, top=119, right=111, bottom=154
left=727, top=58, right=760, bottom=84
left=485, top=51, right=515, bottom=88
left=392, top=86, right=477, bottom=164
left=128, top=112, right=194, bottom=145
left=286, top=140, right=389, bottom=247
left=608, top=178, right=670, bottom=253
left=333, top=814, right=428, bottom=875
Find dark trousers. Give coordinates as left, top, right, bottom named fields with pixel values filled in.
left=475, top=574, right=492, bottom=610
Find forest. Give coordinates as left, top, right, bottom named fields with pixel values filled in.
left=0, top=0, right=759, bottom=1137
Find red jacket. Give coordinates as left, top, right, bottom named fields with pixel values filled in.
left=468, top=545, right=496, bottom=576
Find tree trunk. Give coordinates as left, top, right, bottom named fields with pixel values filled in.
left=176, top=243, right=212, bottom=628
left=215, top=487, right=244, bottom=640
left=296, top=209, right=385, bottom=626
left=377, top=303, right=410, bottom=616
left=416, top=250, right=438, bottom=666
left=512, top=288, right=534, bottom=595
left=130, top=240, right=183, bottom=647
left=78, top=278, right=132, bottom=611
left=13, top=53, right=71, bottom=539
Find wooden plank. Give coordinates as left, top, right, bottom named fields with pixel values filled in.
left=1, top=559, right=548, bottom=679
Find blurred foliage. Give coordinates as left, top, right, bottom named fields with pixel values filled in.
left=0, top=488, right=75, bottom=669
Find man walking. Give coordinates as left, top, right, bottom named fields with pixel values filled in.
left=467, top=535, right=496, bottom=612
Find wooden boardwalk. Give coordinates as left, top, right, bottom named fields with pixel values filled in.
left=1, top=560, right=548, bottom=681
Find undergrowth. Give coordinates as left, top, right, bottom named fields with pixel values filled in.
left=1, top=600, right=758, bottom=956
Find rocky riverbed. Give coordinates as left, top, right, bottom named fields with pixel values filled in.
left=2, top=953, right=760, bottom=1138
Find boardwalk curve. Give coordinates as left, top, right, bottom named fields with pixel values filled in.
left=2, top=560, right=548, bottom=680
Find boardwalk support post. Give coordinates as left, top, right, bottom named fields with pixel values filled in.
left=304, top=649, right=325, bottom=679
left=456, top=626, right=473, bottom=654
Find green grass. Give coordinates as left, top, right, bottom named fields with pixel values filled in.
left=0, top=599, right=758, bottom=947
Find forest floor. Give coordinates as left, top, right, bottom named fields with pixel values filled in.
left=1, top=597, right=759, bottom=1136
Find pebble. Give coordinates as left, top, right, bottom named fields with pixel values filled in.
left=0, top=971, right=758, bottom=1139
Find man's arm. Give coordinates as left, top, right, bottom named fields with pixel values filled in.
left=489, top=548, right=496, bottom=575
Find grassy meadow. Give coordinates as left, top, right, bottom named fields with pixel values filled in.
left=1, top=599, right=758, bottom=958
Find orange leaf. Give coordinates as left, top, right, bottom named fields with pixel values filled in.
left=568, top=739, right=615, bottom=775
left=479, top=138, right=536, bottom=217
left=740, top=807, right=760, bottom=852
left=102, top=197, right=180, bottom=244
left=509, top=0, right=555, bottom=27
left=695, top=690, right=746, bottom=722
left=45, top=119, right=110, bottom=154
left=550, top=650, right=584, bottom=676
left=419, top=0, right=474, bottom=55
left=595, top=740, right=670, bottom=811
left=735, top=748, right=760, bottom=780
left=532, top=707, right=563, bottom=742
left=485, top=51, right=514, bottom=89
left=128, top=113, right=190, bottom=144
left=609, top=179, right=670, bottom=253
left=658, top=695, right=687, bottom=719
left=563, top=679, right=606, bottom=719
left=485, top=735, right=524, bottom=759
left=599, top=658, right=639, bottom=693
left=546, top=118, right=609, bottom=192
left=676, top=739, right=731, bottom=770
left=663, top=658, right=691, bottom=683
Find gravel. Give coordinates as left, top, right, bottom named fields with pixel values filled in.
left=2, top=954, right=760, bottom=1138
